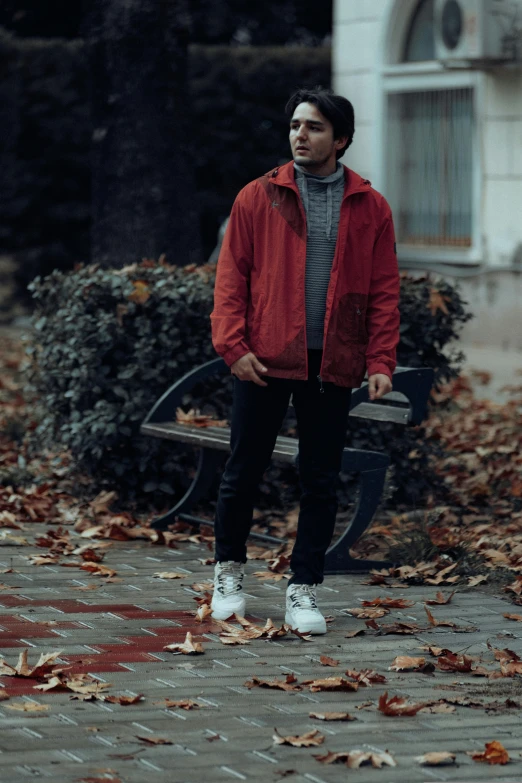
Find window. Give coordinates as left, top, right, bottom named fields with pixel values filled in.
left=403, top=0, right=435, bottom=61
left=387, top=87, right=473, bottom=247
left=382, top=0, right=477, bottom=258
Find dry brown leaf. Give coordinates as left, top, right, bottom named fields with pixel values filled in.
left=468, top=740, right=510, bottom=764
left=314, top=750, right=396, bottom=768
left=175, top=407, right=228, bottom=428
left=344, top=628, right=365, bottom=638
left=164, top=632, right=204, bottom=655
left=195, top=603, right=212, bottom=623
left=319, top=655, right=339, bottom=667
left=79, top=563, right=117, bottom=579
left=303, top=676, right=359, bottom=693
left=378, top=691, right=430, bottom=716
left=345, top=669, right=387, bottom=686
left=309, top=711, right=356, bottom=721
left=154, top=698, right=205, bottom=710
left=27, top=555, right=60, bottom=566
left=0, top=649, right=63, bottom=678
left=103, top=694, right=144, bottom=705
left=153, top=571, right=186, bottom=579
left=360, top=597, right=414, bottom=608
left=244, top=674, right=301, bottom=692
left=6, top=701, right=50, bottom=713
left=503, top=612, right=522, bottom=621
left=415, top=751, right=456, bottom=766
left=424, top=606, right=459, bottom=628
left=389, top=656, right=432, bottom=672
left=273, top=728, right=324, bottom=747
left=343, top=607, right=389, bottom=619
left=436, top=651, right=475, bottom=673
left=0, top=689, right=8, bottom=701
left=252, top=570, right=289, bottom=582
left=365, top=619, right=421, bottom=635
left=468, top=575, right=488, bottom=586
left=136, top=735, right=173, bottom=745
left=425, top=590, right=456, bottom=605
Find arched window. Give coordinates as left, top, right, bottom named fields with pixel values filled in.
left=383, top=0, right=477, bottom=255
left=403, top=0, right=435, bottom=62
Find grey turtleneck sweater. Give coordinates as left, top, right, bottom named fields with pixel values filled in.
left=294, top=161, right=345, bottom=350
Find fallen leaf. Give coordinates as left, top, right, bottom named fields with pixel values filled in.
left=195, top=603, right=212, bottom=623
left=309, top=711, right=356, bottom=721
left=303, top=676, right=359, bottom=693
left=344, top=629, right=365, bottom=638
left=273, top=728, right=324, bottom=747
left=6, top=701, right=50, bottom=713
left=436, top=652, right=475, bottom=673
left=164, top=632, right=204, bottom=655
left=244, top=674, right=301, bottom=692
left=360, top=597, right=414, bottom=608
left=153, top=571, right=186, bottom=579
left=468, top=740, right=510, bottom=764
left=314, top=749, right=396, bottom=768
left=415, top=751, right=456, bottom=766
left=103, top=694, right=144, bottom=705
left=503, top=613, right=522, bottom=622
left=345, top=669, right=387, bottom=686
left=154, top=698, right=205, bottom=710
left=378, top=691, right=430, bottom=716
left=425, top=590, right=456, bottom=605
left=319, top=655, right=339, bottom=667
left=136, top=735, right=173, bottom=745
left=389, top=656, right=431, bottom=672
left=343, top=607, right=389, bottom=619
left=79, top=563, right=117, bottom=579
left=0, top=649, right=63, bottom=678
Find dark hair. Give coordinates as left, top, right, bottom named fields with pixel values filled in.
left=285, top=86, right=355, bottom=159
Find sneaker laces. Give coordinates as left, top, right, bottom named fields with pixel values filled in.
left=289, top=584, right=318, bottom=610
left=216, top=561, right=243, bottom=596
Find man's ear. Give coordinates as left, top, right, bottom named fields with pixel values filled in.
left=335, top=136, right=349, bottom=152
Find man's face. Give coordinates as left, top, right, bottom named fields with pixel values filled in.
left=289, top=102, right=347, bottom=173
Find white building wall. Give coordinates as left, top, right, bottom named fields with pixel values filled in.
left=333, top=0, right=522, bottom=349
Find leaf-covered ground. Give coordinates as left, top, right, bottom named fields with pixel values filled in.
left=1, top=328, right=522, bottom=596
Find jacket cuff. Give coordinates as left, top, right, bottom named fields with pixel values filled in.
left=222, top=342, right=251, bottom=367
left=366, top=361, right=393, bottom=381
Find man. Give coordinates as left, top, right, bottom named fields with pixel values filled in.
left=209, top=86, right=400, bottom=634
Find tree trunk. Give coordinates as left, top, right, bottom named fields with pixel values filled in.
left=82, top=0, right=201, bottom=267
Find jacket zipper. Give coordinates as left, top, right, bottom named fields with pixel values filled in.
left=317, top=374, right=324, bottom=393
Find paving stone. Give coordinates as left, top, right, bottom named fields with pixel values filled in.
left=0, top=522, right=520, bottom=782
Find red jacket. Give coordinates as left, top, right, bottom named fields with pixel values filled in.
left=210, top=161, right=400, bottom=389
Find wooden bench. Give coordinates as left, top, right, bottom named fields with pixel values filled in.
left=140, top=358, right=434, bottom=573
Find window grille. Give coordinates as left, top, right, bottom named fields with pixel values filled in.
left=387, top=88, right=473, bottom=248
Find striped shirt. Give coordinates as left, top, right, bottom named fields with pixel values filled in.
left=294, top=162, right=345, bottom=350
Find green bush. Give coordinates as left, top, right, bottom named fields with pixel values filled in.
left=25, top=260, right=472, bottom=511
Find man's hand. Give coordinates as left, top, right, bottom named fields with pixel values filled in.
left=231, top=352, right=268, bottom=387
left=368, top=373, right=392, bottom=401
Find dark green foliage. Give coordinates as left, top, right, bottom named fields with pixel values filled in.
left=25, top=261, right=472, bottom=512
left=1, top=33, right=330, bottom=293
left=190, top=45, right=331, bottom=251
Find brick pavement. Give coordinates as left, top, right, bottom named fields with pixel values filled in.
left=1, top=525, right=522, bottom=783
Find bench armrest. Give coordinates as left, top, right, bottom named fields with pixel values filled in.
left=350, top=366, right=434, bottom=426
left=142, top=358, right=229, bottom=424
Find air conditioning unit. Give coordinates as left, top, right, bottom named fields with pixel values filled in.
left=434, top=0, right=521, bottom=64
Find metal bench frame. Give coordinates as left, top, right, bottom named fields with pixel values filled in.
left=141, top=358, right=433, bottom=573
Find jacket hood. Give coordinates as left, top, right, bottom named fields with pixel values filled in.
left=266, top=160, right=372, bottom=197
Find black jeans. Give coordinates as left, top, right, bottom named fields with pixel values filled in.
left=214, top=350, right=352, bottom=585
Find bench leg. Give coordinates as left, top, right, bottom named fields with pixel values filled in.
left=324, top=466, right=393, bottom=574
left=150, top=448, right=225, bottom=531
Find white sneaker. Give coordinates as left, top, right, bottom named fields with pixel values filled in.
left=210, top=561, right=246, bottom=620
left=285, top=583, right=327, bottom=635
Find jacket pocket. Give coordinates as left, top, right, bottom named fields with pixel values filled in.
left=334, top=293, right=368, bottom=345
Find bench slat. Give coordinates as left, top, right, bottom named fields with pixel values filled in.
left=141, top=422, right=297, bottom=462
left=348, top=402, right=410, bottom=425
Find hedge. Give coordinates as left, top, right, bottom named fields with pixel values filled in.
left=24, top=259, right=472, bottom=514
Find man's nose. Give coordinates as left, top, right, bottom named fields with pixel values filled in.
left=296, top=125, right=308, bottom=140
